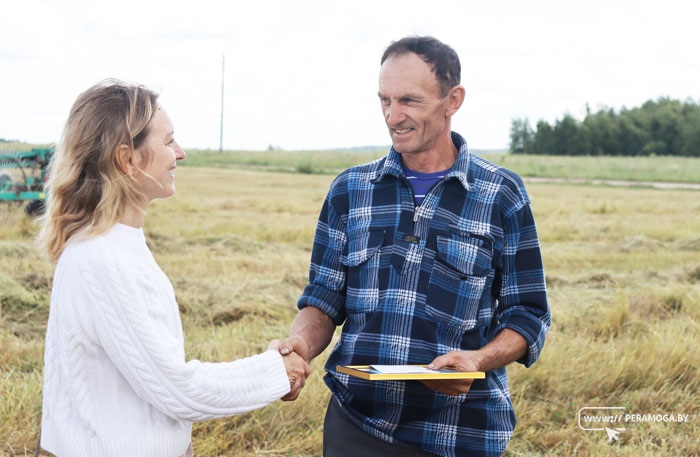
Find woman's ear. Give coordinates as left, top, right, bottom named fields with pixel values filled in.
left=115, top=144, right=135, bottom=176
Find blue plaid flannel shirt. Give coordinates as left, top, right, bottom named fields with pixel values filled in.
left=298, top=132, right=550, bottom=457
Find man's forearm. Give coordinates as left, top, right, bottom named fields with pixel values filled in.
left=288, top=306, right=336, bottom=361
left=475, top=328, right=528, bottom=372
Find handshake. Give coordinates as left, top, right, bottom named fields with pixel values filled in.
left=267, top=335, right=311, bottom=401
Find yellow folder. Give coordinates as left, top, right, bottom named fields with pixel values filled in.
left=336, top=365, right=485, bottom=381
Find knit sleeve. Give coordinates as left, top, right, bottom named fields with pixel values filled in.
left=75, top=243, right=290, bottom=422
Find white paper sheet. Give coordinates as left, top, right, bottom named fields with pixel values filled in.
left=370, top=365, right=436, bottom=374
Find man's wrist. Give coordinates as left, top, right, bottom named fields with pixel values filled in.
left=470, top=348, right=488, bottom=372
left=287, top=334, right=312, bottom=361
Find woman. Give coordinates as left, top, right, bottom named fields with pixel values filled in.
left=36, top=79, right=310, bottom=457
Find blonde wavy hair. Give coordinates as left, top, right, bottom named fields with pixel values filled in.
left=37, top=79, right=159, bottom=263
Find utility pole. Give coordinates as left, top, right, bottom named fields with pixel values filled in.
left=219, top=54, right=225, bottom=152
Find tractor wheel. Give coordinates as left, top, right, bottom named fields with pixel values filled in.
left=0, top=172, right=12, bottom=191
left=25, top=199, right=47, bottom=217
left=0, top=156, right=28, bottom=191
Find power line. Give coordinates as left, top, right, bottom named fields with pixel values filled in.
left=219, top=54, right=225, bottom=152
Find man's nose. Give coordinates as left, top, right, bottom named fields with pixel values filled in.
left=385, top=103, right=406, bottom=126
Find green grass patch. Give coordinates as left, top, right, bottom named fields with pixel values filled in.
left=179, top=148, right=700, bottom=184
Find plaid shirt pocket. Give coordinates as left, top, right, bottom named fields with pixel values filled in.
left=425, top=234, right=493, bottom=332
left=339, top=229, right=386, bottom=314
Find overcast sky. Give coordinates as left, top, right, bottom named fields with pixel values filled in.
left=1, top=0, right=698, bottom=151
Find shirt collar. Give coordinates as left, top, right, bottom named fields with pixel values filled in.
left=373, top=131, right=472, bottom=191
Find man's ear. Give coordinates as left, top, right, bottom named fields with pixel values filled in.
left=115, top=144, right=135, bottom=176
left=445, top=85, right=465, bottom=118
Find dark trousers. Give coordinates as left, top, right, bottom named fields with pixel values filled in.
left=323, top=397, right=439, bottom=457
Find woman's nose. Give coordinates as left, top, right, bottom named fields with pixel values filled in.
left=175, top=142, right=186, bottom=160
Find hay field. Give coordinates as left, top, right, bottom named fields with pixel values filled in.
left=1, top=164, right=698, bottom=456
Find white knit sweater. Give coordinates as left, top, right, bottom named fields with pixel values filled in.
left=40, top=224, right=290, bottom=457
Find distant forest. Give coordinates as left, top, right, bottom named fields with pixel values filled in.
left=509, top=97, right=700, bottom=156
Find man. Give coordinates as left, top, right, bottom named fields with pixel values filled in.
left=281, top=36, right=550, bottom=457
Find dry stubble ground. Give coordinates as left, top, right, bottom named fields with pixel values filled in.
left=1, top=166, right=698, bottom=456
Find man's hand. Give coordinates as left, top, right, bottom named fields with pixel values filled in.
left=268, top=339, right=312, bottom=401
left=420, top=350, right=482, bottom=396
left=276, top=335, right=312, bottom=401
left=421, top=329, right=528, bottom=395
left=275, top=307, right=336, bottom=401
left=278, top=334, right=311, bottom=362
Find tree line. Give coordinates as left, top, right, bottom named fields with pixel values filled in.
left=509, top=97, right=700, bottom=156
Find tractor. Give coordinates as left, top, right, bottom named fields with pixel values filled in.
left=0, top=147, right=54, bottom=216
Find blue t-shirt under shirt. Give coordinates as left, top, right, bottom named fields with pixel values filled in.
left=403, top=166, right=450, bottom=205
